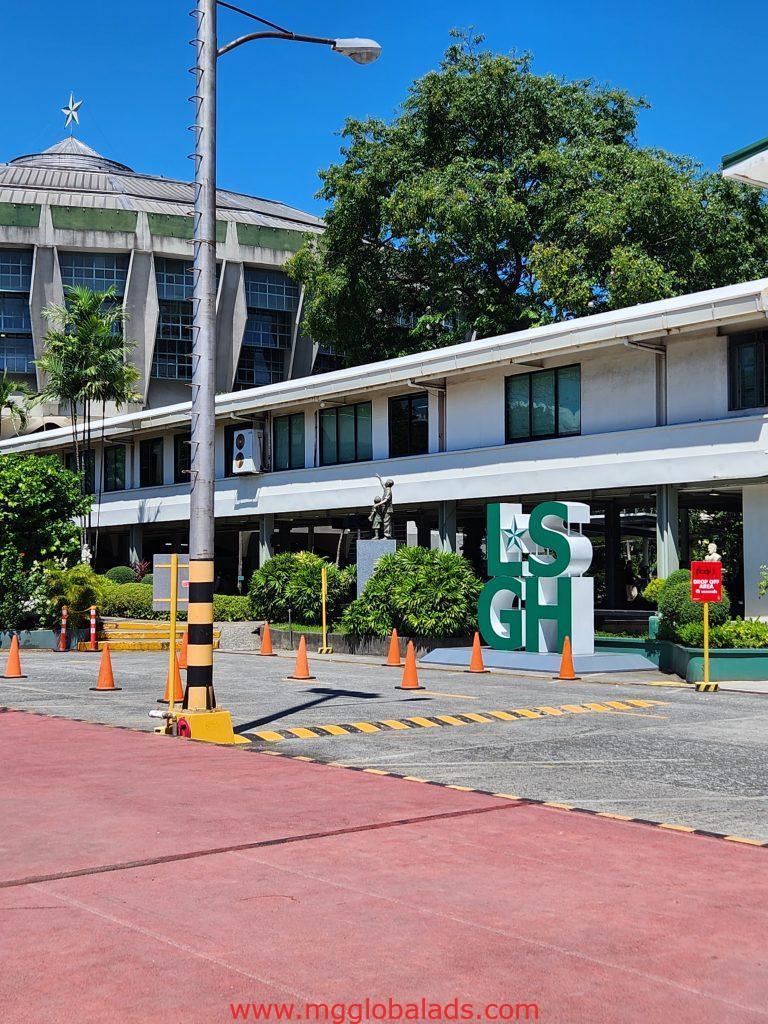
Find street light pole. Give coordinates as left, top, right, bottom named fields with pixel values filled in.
left=186, top=3, right=381, bottom=713
left=186, top=0, right=219, bottom=712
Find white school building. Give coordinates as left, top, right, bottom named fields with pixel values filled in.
left=3, top=277, right=768, bottom=623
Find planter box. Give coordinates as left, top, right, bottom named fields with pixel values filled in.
left=1, top=628, right=59, bottom=650
left=595, top=636, right=768, bottom=682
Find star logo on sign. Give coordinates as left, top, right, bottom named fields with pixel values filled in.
left=501, top=518, right=528, bottom=555
left=62, top=93, right=83, bottom=129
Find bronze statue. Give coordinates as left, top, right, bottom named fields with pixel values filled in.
left=369, top=475, right=394, bottom=539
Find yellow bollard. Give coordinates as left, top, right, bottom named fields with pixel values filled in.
left=318, top=565, right=333, bottom=654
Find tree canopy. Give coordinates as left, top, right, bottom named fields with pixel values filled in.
left=0, top=453, right=90, bottom=564
left=288, top=33, right=768, bottom=365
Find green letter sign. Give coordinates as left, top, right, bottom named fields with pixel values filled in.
left=478, top=501, right=594, bottom=655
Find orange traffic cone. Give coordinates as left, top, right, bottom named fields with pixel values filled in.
left=397, top=641, right=424, bottom=690
left=553, top=636, right=580, bottom=681
left=178, top=630, right=188, bottom=671
left=260, top=622, right=276, bottom=657
left=382, top=628, right=401, bottom=667
left=2, top=635, right=27, bottom=679
left=286, top=636, right=315, bottom=681
left=466, top=631, right=489, bottom=673
left=90, top=643, right=121, bottom=692
left=158, top=654, right=184, bottom=704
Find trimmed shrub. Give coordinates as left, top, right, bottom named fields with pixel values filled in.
left=100, top=580, right=163, bottom=620
left=248, top=552, right=354, bottom=626
left=676, top=618, right=768, bottom=649
left=342, top=546, right=483, bottom=639
left=213, top=594, right=252, bottom=622
left=657, top=569, right=730, bottom=639
left=141, top=573, right=153, bottom=588
left=642, top=577, right=665, bottom=608
left=104, top=566, right=136, bottom=585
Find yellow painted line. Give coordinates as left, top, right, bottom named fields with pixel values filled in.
left=254, top=730, right=285, bottom=743
left=560, top=704, right=588, bottom=713
left=258, top=748, right=283, bottom=754
left=350, top=722, right=380, bottom=734
left=292, top=755, right=314, bottom=761
left=492, top=793, right=521, bottom=800
left=512, top=709, right=541, bottom=719
left=445, top=784, right=474, bottom=791
left=379, top=719, right=411, bottom=730
left=543, top=801, right=573, bottom=810
left=604, top=701, right=633, bottom=710
left=536, top=706, right=565, bottom=716
left=315, top=724, right=349, bottom=736
left=287, top=727, right=320, bottom=740
left=407, top=716, right=440, bottom=728
left=436, top=714, right=468, bottom=726
left=596, top=812, right=634, bottom=821
left=487, top=711, right=518, bottom=721
left=362, top=768, right=390, bottom=775
left=582, top=703, right=611, bottom=712
left=402, top=775, right=428, bottom=782
left=462, top=712, right=494, bottom=723
left=658, top=823, right=696, bottom=833
left=625, top=699, right=654, bottom=708
left=723, top=835, right=765, bottom=846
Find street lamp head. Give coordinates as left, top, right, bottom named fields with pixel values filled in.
left=332, top=38, right=382, bottom=65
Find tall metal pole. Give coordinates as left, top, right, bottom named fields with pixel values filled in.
left=186, top=0, right=218, bottom=712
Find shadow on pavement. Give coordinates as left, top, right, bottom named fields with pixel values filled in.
left=234, top=687, right=380, bottom=733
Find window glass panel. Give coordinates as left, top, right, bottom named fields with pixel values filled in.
left=152, top=300, right=193, bottom=380
left=338, top=405, right=356, bottom=463
left=59, top=252, right=129, bottom=296
left=557, top=366, right=581, bottom=435
left=320, top=409, right=337, bottom=465
left=506, top=375, right=530, bottom=440
left=355, top=404, right=372, bottom=461
left=274, top=416, right=289, bottom=471
left=0, top=337, right=35, bottom=373
left=737, top=342, right=758, bottom=409
left=104, top=446, right=126, bottom=492
left=155, top=257, right=194, bottom=300
left=531, top=370, right=556, bottom=437
left=140, top=438, right=163, bottom=487
left=0, top=250, right=32, bottom=291
left=174, top=434, right=191, bottom=484
left=389, top=396, right=410, bottom=458
left=243, top=269, right=299, bottom=313
left=65, top=451, right=95, bottom=493
left=410, top=393, right=429, bottom=455
left=289, top=414, right=304, bottom=469
left=0, top=295, right=32, bottom=333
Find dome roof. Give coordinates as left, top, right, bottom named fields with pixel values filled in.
left=0, top=137, right=323, bottom=230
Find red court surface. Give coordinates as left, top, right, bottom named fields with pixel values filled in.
left=2, top=709, right=767, bottom=1024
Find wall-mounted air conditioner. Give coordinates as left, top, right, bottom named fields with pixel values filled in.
left=231, top=428, right=262, bottom=475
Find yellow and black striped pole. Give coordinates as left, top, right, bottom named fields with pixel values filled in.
left=183, top=558, right=217, bottom=711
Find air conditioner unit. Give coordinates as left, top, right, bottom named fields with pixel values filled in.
left=231, top=428, right=262, bottom=475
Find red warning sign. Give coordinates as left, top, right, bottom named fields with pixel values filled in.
left=690, top=561, right=722, bottom=603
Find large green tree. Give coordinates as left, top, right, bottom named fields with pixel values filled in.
left=289, top=34, right=768, bottom=365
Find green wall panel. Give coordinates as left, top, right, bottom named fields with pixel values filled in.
left=148, top=214, right=227, bottom=242
left=51, top=206, right=137, bottom=233
left=0, top=203, right=41, bottom=228
left=236, top=224, right=305, bottom=251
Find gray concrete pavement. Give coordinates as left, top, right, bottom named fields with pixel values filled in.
left=2, top=648, right=767, bottom=842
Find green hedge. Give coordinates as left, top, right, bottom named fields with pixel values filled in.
left=657, top=569, right=730, bottom=639
left=99, top=579, right=253, bottom=622
left=104, top=566, right=136, bottom=585
left=342, top=546, right=482, bottom=639
left=248, top=552, right=354, bottom=626
left=676, top=618, right=768, bottom=649
left=213, top=594, right=251, bottom=621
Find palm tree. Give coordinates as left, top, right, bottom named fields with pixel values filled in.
left=0, top=370, right=32, bottom=436
left=35, top=286, right=140, bottom=551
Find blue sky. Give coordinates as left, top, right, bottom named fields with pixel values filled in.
left=1, top=1, right=765, bottom=215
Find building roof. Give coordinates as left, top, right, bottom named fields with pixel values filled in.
left=3, top=275, right=767, bottom=456
left=0, top=137, right=324, bottom=231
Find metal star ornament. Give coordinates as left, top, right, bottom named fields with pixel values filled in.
left=62, top=93, right=83, bottom=130
left=501, top=518, right=529, bottom=555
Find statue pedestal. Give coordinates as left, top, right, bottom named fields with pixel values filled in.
left=357, top=539, right=397, bottom=597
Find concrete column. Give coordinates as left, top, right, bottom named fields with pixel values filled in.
left=128, top=525, right=143, bottom=564
left=438, top=500, right=457, bottom=553
left=743, top=485, right=768, bottom=620
left=656, top=484, right=680, bottom=578
left=258, top=514, right=274, bottom=567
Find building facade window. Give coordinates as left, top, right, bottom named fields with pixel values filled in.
left=173, top=433, right=191, bottom=484
left=65, top=450, right=96, bottom=493
left=388, top=392, right=429, bottom=458
left=234, top=269, right=297, bottom=389
left=319, top=402, right=372, bottom=466
left=59, top=252, right=129, bottom=296
left=103, top=446, right=126, bottom=492
left=0, top=249, right=34, bottom=376
left=729, top=331, right=768, bottom=410
left=152, top=258, right=194, bottom=380
left=505, top=365, right=581, bottom=443
left=273, top=413, right=304, bottom=471
left=312, top=344, right=341, bottom=376
left=139, top=437, right=164, bottom=487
